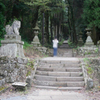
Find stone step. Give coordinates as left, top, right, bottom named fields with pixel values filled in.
left=58, top=55, right=72, bottom=57
left=39, top=61, right=80, bottom=64
left=34, top=85, right=83, bottom=90
left=34, top=75, right=84, bottom=81
left=39, top=64, right=81, bottom=68
left=33, top=80, right=84, bottom=87
left=35, top=71, right=83, bottom=77
left=37, top=67, right=82, bottom=72
left=39, top=58, right=80, bottom=64
left=34, top=57, right=85, bottom=90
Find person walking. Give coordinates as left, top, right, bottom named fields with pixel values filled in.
left=53, top=36, right=59, bottom=57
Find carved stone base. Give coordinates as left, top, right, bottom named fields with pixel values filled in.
left=31, top=42, right=41, bottom=47
left=0, top=35, right=25, bottom=57
left=78, top=39, right=84, bottom=46
left=31, top=35, right=41, bottom=47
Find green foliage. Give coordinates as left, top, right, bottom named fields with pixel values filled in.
left=68, top=39, right=76, bottom=48
left=26, top=59, right=35, bottom=68
left=0, top=38, right=4, bottom=47
left=26, top=59, right=35, bottom=76
left=83, top=57, right=89, bottom=62
left=59, top=39, right=64, bottom=46
left=23, top=41, right=32, bottom=49
left=0, top=3, right=6, bottom=37
left=95, top=48, right=99, bottom=53
left=83, top=0, right=100, bottom=28
left=87, top=67, right=93, bottom=75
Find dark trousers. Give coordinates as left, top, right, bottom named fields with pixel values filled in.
left=53, top=48, right=57, bottom=56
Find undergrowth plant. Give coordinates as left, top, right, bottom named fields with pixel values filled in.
left=0, top=38, right=4, bottom=47
left=23, top=41, right=32, bottom=49
left=26, top=59, right=35, bottom=76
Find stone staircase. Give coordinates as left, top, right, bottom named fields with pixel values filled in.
left=59, top=40, right=70, bottom=48
left=33, top=57, right=85, bottom=90
left=58, top=49, right=72, bottom=57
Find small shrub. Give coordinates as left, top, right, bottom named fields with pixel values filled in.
left=23, top=41, right=32, bottom=49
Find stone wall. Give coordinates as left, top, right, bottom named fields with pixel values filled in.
left=0, top=56, right=28, bottom=84
left=81, top=58, right=100, bottom=90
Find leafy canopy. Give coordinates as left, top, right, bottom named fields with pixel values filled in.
left=83, top=0, right=100, bottom=28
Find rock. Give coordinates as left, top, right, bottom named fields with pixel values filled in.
left=26, top=76, right=32, bottom=87
left=87, top=78, right=93, bottom=90
left=12, top=82, right=27, bottom=90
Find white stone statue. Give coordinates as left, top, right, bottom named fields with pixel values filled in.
left=5, top=20, right=21, bottom=35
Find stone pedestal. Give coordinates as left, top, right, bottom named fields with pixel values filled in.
left=31, top=32, right=41, bottom=47
left=78, top=28, right=98, bottom=57
left=0, top=35, right=25, bottom=57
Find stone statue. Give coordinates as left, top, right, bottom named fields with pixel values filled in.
left=5, top=20, right=21, bottom=35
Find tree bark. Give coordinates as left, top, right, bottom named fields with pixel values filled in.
left=45, top=11, right=49, bottom=44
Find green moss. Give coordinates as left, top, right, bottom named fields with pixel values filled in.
left=0, top=86, right=6, bottom=91
left=87, top=67, right=93, bottom=75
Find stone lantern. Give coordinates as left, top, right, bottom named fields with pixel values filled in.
left=85, top=28, right=94, bottom=46
left=78, top=31, right=84, bottom=46
left=31, top=25, right=41, bottom=47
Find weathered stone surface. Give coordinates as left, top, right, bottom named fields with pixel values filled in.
left=48, top=72, right=71, bottom=77
left=66, top=68, right=82, bottom=72
left=34, top=75, right=56, bottom=81
left=71, top=72, right=82, bottom=77
left=67, top=82, right=85, bottom=87
left=34, top=80, right=67, bottom=87
left=0, top=56, right=28, bottom=83
left=36, top=71, right=48, bottom=75
left=0, top=44, right=17, bottom=57
left=34, top=57, right=85, bottom=90
left=0, top=78, right=5, bottom=87
left=26, top=76, right=33, bottom=87
left=12, top=82, right=27, bottom=90
left=0, top=20, right=25, bottom=58
left=5, top=20, right=21, bottom=35
left=57, top=77, right=84, bottom=81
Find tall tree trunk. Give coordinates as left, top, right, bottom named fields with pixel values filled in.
left=50, top=16, right=53, bottom=43
left=57, top=23, right=59, bottom=40
left=68, top=0, right=77, bottom=44
left=45, top=11, right=49, bottom=44
left=42, top=12, right=45, bottom=45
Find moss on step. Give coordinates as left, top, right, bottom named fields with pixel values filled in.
left=0, top=86, right=6, bottom=92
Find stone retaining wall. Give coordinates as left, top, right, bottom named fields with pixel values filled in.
left=81, top=58, right=100, bottom=89
left=0, top=56, right=28, bottom=84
